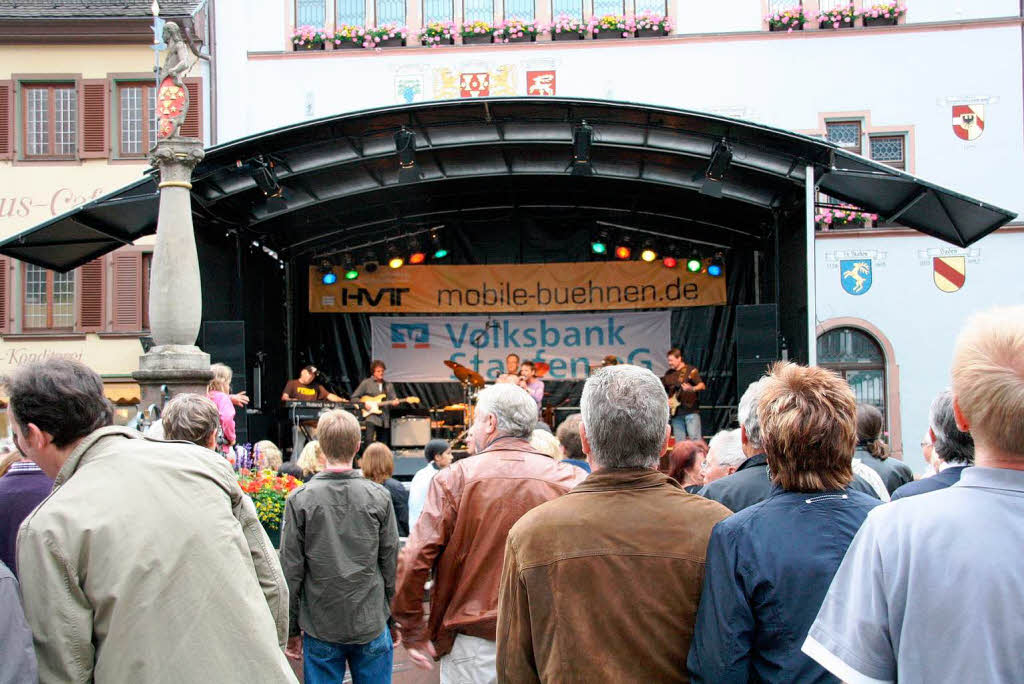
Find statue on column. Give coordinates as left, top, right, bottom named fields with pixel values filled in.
left=155, top=21, right=201, bottom=140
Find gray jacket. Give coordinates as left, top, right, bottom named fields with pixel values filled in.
left=0, top=561, right=36, bottom=684
left=281, top=469, right=399, bottom=644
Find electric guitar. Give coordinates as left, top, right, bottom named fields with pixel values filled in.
left=359, top=394, right=420, bottom=418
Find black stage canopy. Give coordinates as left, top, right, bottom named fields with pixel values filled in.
left=0, top=97, right=1015, bottom=271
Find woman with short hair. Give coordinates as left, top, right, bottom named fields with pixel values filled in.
left=665, top=440, right=708, bottom=494
left=361, top=443, right=410, bottom=537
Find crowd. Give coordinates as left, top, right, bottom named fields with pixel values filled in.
left=0, top=305, right=1021, bottom=683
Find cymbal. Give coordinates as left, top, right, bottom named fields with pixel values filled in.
left=446, top=362, right=485, bottom=387
left=534, top=361, right=550, bottom=378
left=444, top=359, right=463, bottom=370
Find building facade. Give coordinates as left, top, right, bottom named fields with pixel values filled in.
left=0, top=1, right=211, bottom=426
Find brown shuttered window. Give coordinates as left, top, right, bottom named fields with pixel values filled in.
left=80, top=79, right=109, bottom=159
left=0, top=81, right=12, bottom=159
left=0, top=257, right=9, bottom=334
left=77, top=258, right=105, bottom=332
left=180, top=77, right=202, bottom=140
left=111, top=252, right=142, bottom=331
left=23, top=83, right=78, bottom=160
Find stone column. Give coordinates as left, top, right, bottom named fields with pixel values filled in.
left=132, top=138, right=212, bottom=409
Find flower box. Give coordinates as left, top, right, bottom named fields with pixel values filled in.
left=819, top=18, right=854, bottom=29
left=423, top=36, right=454, bottom=45
left=551, top=31, right=585, bottom=40
left=507, top=34, right=536, bottom=42
left=858, top=2, right=906, bottom=27
left=377, top=36, right=406, bottom=46
left=365, top=24, right=409, bottom=48
left=862, top=15, right=898, bottom=26
left=818, top=4, right=857, bottom=29
left=495, top=19, right=542, bottom=43
left=768, top=22, right=802, bottom=31
left=295, top=43, right=325, bottom=50
left=550, top=15, right=586, bottom=40
left=419, top=20, right=456, bottom=47
left=633, top=11, right=672, bottom=36
left=593, top=30, right=628, bottom=39
left=334, top=40, right=362, bottom=48
left=462, top=33, right=494, bottom=44
left=635, top=28, right=668, bottom=37
left=291, top=25, right=329, bottom=49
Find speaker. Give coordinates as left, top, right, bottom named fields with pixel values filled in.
left=391, top=416, right=431, bottom=447
left=202, top=321, right=247, bottom=445
left=735, top=305, right=778, bottom=361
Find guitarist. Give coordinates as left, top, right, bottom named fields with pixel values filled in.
left=352, top=360, right=397, bottom=446
left=662, top=348, right=705, bottom=441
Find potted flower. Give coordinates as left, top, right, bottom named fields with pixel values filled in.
left=634, top=11, right=672, bottom=37
left=818, top=3, right=856, bottom=29
left=815, top=205, right=878, bottom=229
left=237, top=468, right=303, bottom=548
left=550, top=14, right=587, bottom=40
left=419, top=20, right=456, bottom=46
left=461, top=20, right=497, bottom=44
left=333, top=24, right=365, bottom=49
left=764, top=7, right=809, bottom=32
left=364, top=23, right=408, bottom=47
left=495, top=18, right=542, bottom=43
left=858, top=2, right=905, bottom=27
left=291, top=25, right=328, bottom=50
left=589, top=14, right=636, bottom=39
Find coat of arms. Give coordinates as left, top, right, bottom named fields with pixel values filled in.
left=460, top=73, right=490, bottom=98
left=840, top=259, right=872, bottom=295
left=933, top=256, right=966, bottom=293
left=527, top=70, right=556, bottom=96
left=952, top=104, right=984, bottom=141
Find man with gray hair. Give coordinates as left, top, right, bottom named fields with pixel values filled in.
left=891, top=389, right=975, bottom=500
left=701, top=428, right=747, bottom=484
left=496, top=365, right=731, bottom=681
left=393, top=383, right=585, bottom=681
left=161, top=393, right=222, bottom=449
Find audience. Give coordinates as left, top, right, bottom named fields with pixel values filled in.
left=160, top=393, right=221, bottom=449
left=297, top=440, right=326, bottom=481
left=392, top=383, right=586, bottom=679
left=854, top=403, right=914, bottom=494
left=554, top=413, right=591, bottom=473
left=688, top=362, right=881, bottom=682
left=529, top=428, right=563, bottom=460
left=665, top=439, right=708, bottom=493
left=1, top=560, right=37, bottom=683
left=281, top=409, right=398, bottom=684
left=497, top=365, right=730, bottom=681
left=891, top=389, right=974, bottom=500
left=278, top=461, right=304, bottom=480
left=206, top=362, right=236, bottom=449
left=362, top=442, right=410, bottom=537
left=804, top=306, right=1024, bottom=682
left=257, top=440, right=284, bottom=471
left=408, top=439, right=452, bottom=525
left=0, top=448, right=53, bottom=579
left=700, top=379, right=771, bottom=512
left=700, top=428, right=746, bottom=485
left=8, top=359, right=293, bottom=682
left=850, top=453, right=891, bottom=502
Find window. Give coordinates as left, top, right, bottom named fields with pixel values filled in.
left=817, top=327, right=887, bottom=422
left=826, top=120, right=861, bottom=154
left=465, top=0, right=493, bottom=22
left=376, top=0, right=406, bottom=24
left=634, top=0, right=666, bottom=13
left=504, top=0, right=533, bottom=20
left=870, top=135, right=905, bottom=169
left=767, top=0, right=798, bottom=10
left=296, top=0, right=326, bottom=25
left=424, top=0, right=454, bottom=22
left=117, top=82, right=158, bottom=157
left=23, top=83, right=77, bottom=158
left=593, top=0, right=623, bottom=14
left=552, top=0, right=582, bottom=19
left=23, top=264, right=75, bottom=329
left=335, top=0, right=365, bottom=25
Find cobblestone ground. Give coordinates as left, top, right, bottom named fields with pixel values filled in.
left=287, top=642, right=440, bottom=683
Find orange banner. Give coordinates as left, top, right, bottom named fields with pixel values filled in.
left=309, top=261, right=726, bottom=314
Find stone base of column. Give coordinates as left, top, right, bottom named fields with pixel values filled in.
left=132, top=344, right=213, bottom=411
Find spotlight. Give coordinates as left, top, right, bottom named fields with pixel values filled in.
left=429, top=230, right=448, bottom=259
left=341, top=253, right=359, bottom=280
left=614, top=235, right=633, bottom=260
left=661, top=245, right=678, bottom=268
left=247, top=155, right=287, bottom=212
left=686, top=249, right=703, bottom=273
left=395, top=128, right=419, bottom=184
left=707, top=253, right=725, bottom=277
left=387, top=244, right=404, bottom=269
left=362, top=248, right=380, bottom=274
left=570, top=120, right=594, bottom=177
left=591, top=229, right=609, bottom=255
left=407, top=237, right=426, bottom=264
left=698, top=139, right=733, bottom=198
left=640, top=239, right=658, bottom=263
left=318, top=258, right=337, bottom=285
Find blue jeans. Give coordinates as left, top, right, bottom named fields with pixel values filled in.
left=671, top=412, right=702, bottom=441
left=303, top=629, right=393, bottom=684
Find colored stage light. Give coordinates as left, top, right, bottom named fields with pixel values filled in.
left=321, top=271, right=337, bottom=284
left=662, top=256, right=677, bottom=268
left=429, top=230, right=448, bottom=258
left=614, top=246, right=631, bottom=260
left=686, top=258, right=702, bottom=272
left=318, top=258, right=337, bottom=284
left=592, top=241, right=607, bottom=254
left=708, top=253, right=725, bottom=277
left=409, top=252, right=426, bottom=264
left=344, top=269, right=359, bottom=280
left=640, top=239, right=657, bottom=262
left=387, top=244, right=404, bottom=269
left=340, top=253, right=358, bottom=279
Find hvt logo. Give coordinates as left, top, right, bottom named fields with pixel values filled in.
left=391, top=323, right=430, bottom=349
left=339, top=287, right=410, bottom=308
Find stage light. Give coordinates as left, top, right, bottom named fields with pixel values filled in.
left=662, top=256, right=677, bottom=268
left=698, top=139, right=733, bottom=198
left=640, top=239, right=658, bottom=263
left=341, top=253, right=358, bottom=280
left=407, top=237, right=426, bottom=264
left=614, top=245, right=631, bottom=260
left=245, top=155, right=287, bottom=212
left=591, top=229, right=609, bottom=255
left=387, top=244, right=404, bottom=269
left=318, top=258, right=337, bottom=285
left=708, top=253, right=725, bottom=277
left=395, top=127, right=419, bottom=184
left=686, top=249, right=703, bottom=273
left=361, top=248, right=380, bottom=274
left=570, top=120, right=594, bottom=177
left=429, top=231, right=448, bottom=259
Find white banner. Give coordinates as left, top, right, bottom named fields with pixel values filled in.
left=371, top=311, right=671, bottom=382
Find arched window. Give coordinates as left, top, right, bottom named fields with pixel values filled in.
left=817, top=326, right=887, bottom=425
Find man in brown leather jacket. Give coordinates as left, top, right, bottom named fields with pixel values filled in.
left=496, top=365, right=732, bottom=682
left=392, top=383, right=586, bottom=682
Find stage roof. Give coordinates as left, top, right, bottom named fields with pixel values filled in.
left=1, top=97, right=1015, bottom=272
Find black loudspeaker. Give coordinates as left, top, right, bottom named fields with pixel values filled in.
left=735, top=305, right=778, bottom=393
left=203, top=320, right=247, bottom=445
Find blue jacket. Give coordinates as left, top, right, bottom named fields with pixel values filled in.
left=687, top=486, right=880, bottom=683
left=890, top=465, right=968, bottom=501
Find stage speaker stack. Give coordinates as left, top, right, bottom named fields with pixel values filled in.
left=202, top=321, right=248, bottom=445
left=735, top=305, right=778, bottom=395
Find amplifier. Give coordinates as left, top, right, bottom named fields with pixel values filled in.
left=392, top=416, right=431, bottom=447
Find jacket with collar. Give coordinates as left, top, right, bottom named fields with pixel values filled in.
left=17, top=426, right=295, bottom=684
left=497, top=468, right=731, bottom=683
left=890, top=465, right=968, bottom=501
left=700, top=453, right=772, bottom=512
left=391, top=437, right=587, bottom=657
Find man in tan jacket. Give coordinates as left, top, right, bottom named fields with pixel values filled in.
left=393, top=382, right=586, bottom=682
left=497, top=364, right=732, bottom=682
left=10, top=359, right=295, bottom=683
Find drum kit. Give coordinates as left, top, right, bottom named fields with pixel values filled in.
left=438, top=358, right=551, bottom=432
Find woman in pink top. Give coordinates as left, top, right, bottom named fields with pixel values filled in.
left=207, top=363, right=236, bottom=448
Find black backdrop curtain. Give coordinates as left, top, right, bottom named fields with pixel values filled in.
left=292, top=218, right=757, bottom=436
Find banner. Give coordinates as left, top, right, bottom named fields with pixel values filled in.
left=371, top=311, right=671, bottom=382
left=311, top=261, right=726, bottom=314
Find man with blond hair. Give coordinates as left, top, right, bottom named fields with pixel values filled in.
left=804, top=307, right=1024, bottom=683
left=281, top=409, right=399, bottom=683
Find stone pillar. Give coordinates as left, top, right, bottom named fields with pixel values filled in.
left=132, top=138, right=212, bottom=409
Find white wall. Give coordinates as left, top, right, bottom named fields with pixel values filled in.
left=678, top=0, right=761, bottom=33
left=908, top=0, right=1019, bottom=22
left=816, top=230, right=1024, bottom=473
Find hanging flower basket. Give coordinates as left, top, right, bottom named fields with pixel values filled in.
left=291, top=25, right=328, bottom=50
left=461, top=20, right=497, bottom=44
left=634, top=11, right=672, bottom=37
left=550, top=15, right=587, bottom=40
left=495, top=18, right=542, bottom=43
left=818, top=4, right=857, bottom=29
left=333, top=25, right=365, bottom=49
left=364, top=24, right=408, bottom=48
left=419, top=20, right=456, bottom=46
left=589, top=14, right=635, bottom=39
left=859, top=2, right=905, bottom=26
left=765, top=7, right=808, bottom=32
